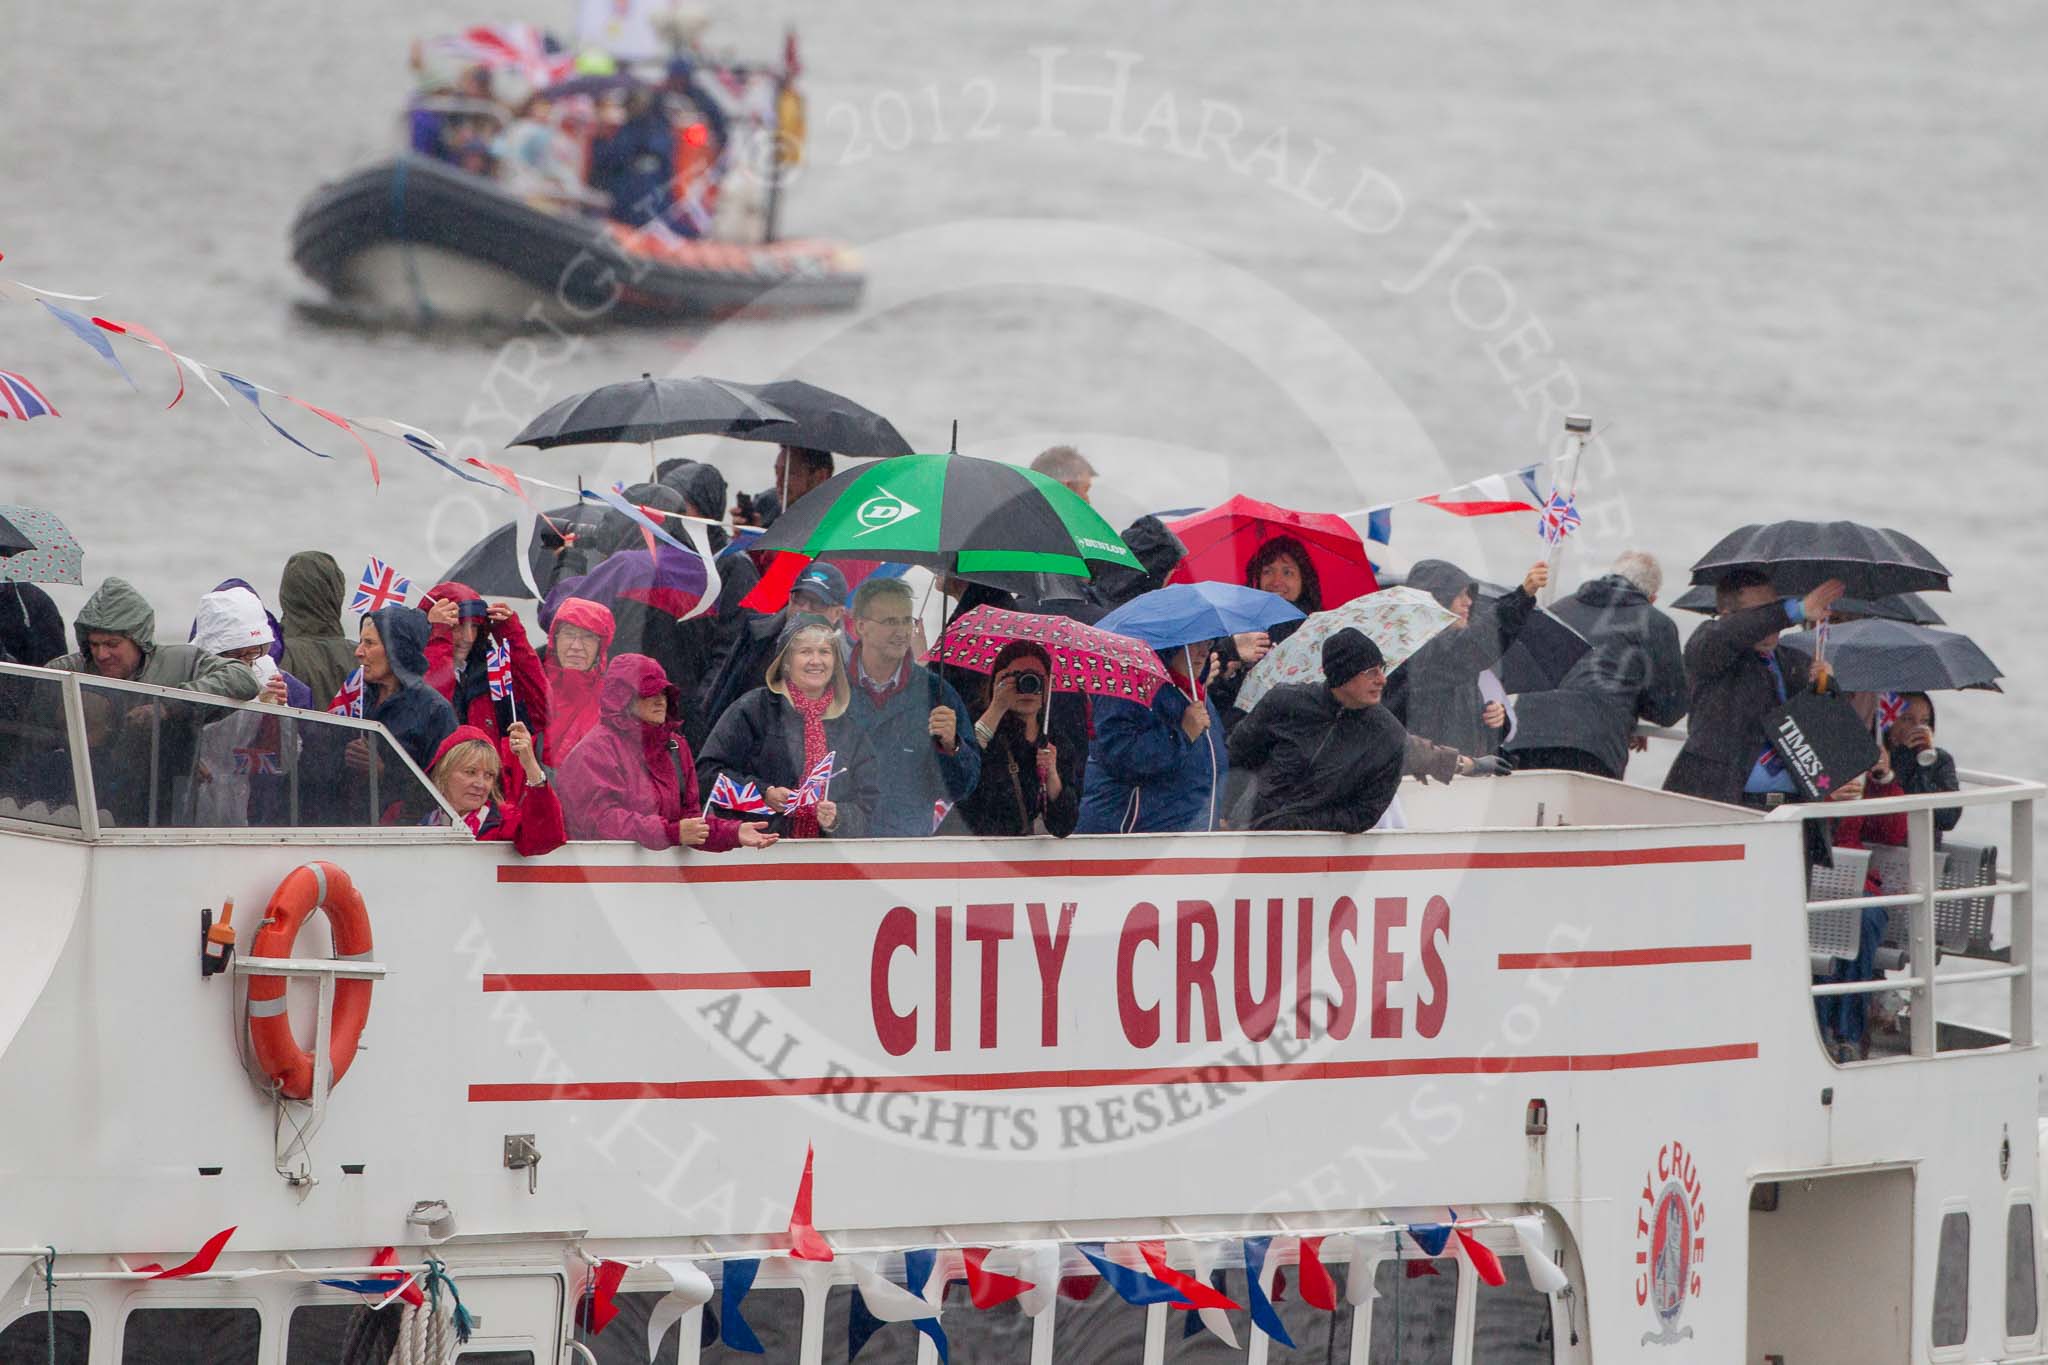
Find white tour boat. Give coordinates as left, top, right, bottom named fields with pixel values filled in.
left=0, top=658, right=2040, bottom=1363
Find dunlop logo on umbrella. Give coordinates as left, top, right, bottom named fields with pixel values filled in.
left=854, top=488, right=920, bottom=536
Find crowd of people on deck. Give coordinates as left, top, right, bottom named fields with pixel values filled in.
left=0, top=443, right=1967, bottom=991
left=406, top=28, right=767, bottom=236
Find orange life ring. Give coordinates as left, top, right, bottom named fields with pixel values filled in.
left=246, top=861, right=373, bottom=1101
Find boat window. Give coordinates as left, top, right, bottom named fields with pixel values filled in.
left=1933, top=1209, right=1970, bottom=1348
left=1042, top=1276, right=1150, bottom=1361
left=1367, top=1258, right=1459, bottom=1364
left=1162, top=1270, right=1249, bottom=1362
left=935, top=1280, right=1033, bottom=1363
left=285, top=1303, right=363, bottom=1363
left=0, top=1309, right=89, bottom=1365
left=457, top=1353, right=535, bottom=1363
left=2008, top=1203, right=2039, bottom=1339
left=66, top=672, right=447, bottom=831
left=0, top=668, right=80, bottom=828
left=582, top=1291, right=686, bottom=1364
left=818, top=1284, right=918, bottom=1363
left=702, top=1285, right=804, bottom=1363
left=1472, top=1257, right=1556, bottom=1362
left=119, top=1306, right=261, bottom=1364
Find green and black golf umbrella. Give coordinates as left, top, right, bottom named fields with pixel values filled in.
left=751, top=453, right=1142, bottom=578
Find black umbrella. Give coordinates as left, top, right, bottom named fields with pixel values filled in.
left=440, top=521, right=537, bottom=600
left=713, top=378, right=915, bottom=458
left=510, top=375, right=795, bottom=449
left=1689, top=521, right=1950, bottom=599
left=1497, top=610, right=1593, bottom=693
left=1671, top=583, right=1945, bottom=625
left=1778, top=620, right=2002, bottom=693
left=0, top=512, right=33, bottom=558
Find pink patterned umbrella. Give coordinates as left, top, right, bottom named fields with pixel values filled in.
left=924, top=605, right=1171, bottom=704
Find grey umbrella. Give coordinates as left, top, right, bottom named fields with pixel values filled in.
left=1689, top=520, right=1950, bottom=598
left=1671, top=583, right=1945, bottom=625
left=712, top=378, right=915, bottom=458
left=1778, top=619, right=2001, bottom=693
left=510, top=374, right=795, bottom=449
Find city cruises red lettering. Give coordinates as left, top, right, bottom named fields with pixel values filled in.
left=870, top=895, right=1451, bottom=1054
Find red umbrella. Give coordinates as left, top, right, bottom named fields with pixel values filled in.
left=924, top=605, right=1171, bottom=704
left=1165, top=494, right=1379, bottom=609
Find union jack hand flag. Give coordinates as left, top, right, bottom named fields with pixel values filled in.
left=708, top=772, right=773, bottom=815
left=786, top=751, right=838, bottom=811
left=328, top=666, right=365, bottom=718
left=0, top=369, right=59, bottom=421
left=1537, top=491, right=1582, bottom=546
left=486, top=637, right=515, bottom=701
left=932, top=799, right=954, bottom=833
left=350, top=557, right=412, bottom=615
left=232, top=746, right=284, bottom=777
left=1876, top=691, right=1906, bottom=733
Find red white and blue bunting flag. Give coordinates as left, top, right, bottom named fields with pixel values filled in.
left=1405, top=1221, right=1453, bottom=1257
left=1179, top=1242, right=1239, bottom=1347
left=319, top=1246, right=423, bottom=1308
left=135, top=1225, right=236, bottom=1280
left=847, top=1253, right=942, bottom=1363
left=959, top=1249, right=1033, bottom=1310
left=1296, top=1235, right=1339, bottom=1310
left=90, top=318, right=182, bottom=406
left=1454, top=1225, right=1507, bottom=1287
left=645, top=1259, right=714, bottom=1363
left=38, top=300, right=135, bottom=391
left=785, top=1143, right=833, bottom=1262
left=1074, top=1243, right=1188, bottom=1307
left=718, top=1257, right=765, bottom=1354
left=1013, top=1243, right=1059, bottom=1318
left=576, top=1259, right=630, bottom=1336
left=0, top=369, right=58, bottom=420
left=1239, top=1236, right=1296, bottom=1349
left=1506, top=1216, right=1571, bottom=1295
left=899, top=1249, right=948, bottom=1364
left=1136, top=1242, right=1240, bottom=1313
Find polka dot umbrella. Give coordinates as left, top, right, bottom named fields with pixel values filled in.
left=0, top=505, right=82, bottom=586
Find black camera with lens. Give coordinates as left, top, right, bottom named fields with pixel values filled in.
left=1015, top=673, right=1044, bottom=696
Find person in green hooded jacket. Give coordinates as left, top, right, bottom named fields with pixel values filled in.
left=277, top=551, right=359, bottom=712
left=47, top=577, right=259, bottom=698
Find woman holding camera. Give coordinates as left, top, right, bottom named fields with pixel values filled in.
left=956, top=641, right=1084, bottom=838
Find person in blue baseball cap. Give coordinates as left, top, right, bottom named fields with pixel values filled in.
left=685, top=559, right=849, bottom=751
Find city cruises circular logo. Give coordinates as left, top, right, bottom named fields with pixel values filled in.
left=1635, top=1141, right=1707, bottom=1346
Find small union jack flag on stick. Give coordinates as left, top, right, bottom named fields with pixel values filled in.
left=485, top=635, right=521, bottom=723
left=328, top=666, right=365, bottom=718
left=1537, top=490, right=1582, bottom=546
left=1876, top=690, right=1906, bottom=738
left=786, top=751, right=839, bottom=812
left=350, top=557, right=412, bottom=615
left=709, top=772, right=773, bottom=815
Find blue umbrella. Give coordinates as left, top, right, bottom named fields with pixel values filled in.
left=1096, top=582, right=1303, bottom=650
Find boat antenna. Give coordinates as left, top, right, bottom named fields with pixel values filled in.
left=949, top=420, right=958, bottom=455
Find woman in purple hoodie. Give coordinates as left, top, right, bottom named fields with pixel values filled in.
left=554, top=654, right=778, bottom=852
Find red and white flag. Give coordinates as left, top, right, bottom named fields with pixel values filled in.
left=1420, top=465, right=1544, bottom=517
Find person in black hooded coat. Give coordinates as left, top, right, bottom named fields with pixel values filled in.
left=657, top=457, right=762, bottom=700
left=2, top=582, right=65, bottom=670
left=1384, top=557, right=1548, bottom=758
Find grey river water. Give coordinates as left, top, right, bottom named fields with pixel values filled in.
left=5, top=4, right=2047, bottom=1027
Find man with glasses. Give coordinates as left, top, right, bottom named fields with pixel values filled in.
left=842, top=577, right=982, bottom=837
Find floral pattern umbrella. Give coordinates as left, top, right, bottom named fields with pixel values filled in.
left=1232, top=586, right=1457, bottom=713
left=0, top=504, right=83, bottom=585
left=925, top=605, right=1171, bottom=704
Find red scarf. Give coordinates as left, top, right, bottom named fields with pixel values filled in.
left=786, top=689, right=832, bottom=838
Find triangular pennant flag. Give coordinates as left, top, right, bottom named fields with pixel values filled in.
left=89, top=317, right=181, bottom=406
left=1057, top=1275, right=1099, bottom=1302
left=219, top=372, right=332, bottom=460
left=588, top=481, right=693, bottom=557
left=1508, top=1216, right=1571, bottom=1295
left=1188, top=1243, right=1238, bottom=1348
left=1014, top=1243, right=1059, bottom=1318
left=646, top=1258, right=713, bottom=1363
left=1240, top=1236, right=1295, bottom=1349
left=1075, top=1243, right=1190, bottom=1308
left=1341, top=1230, right=1396, bottom=1306
left=719, top=1257, right=765, bottom=1354
left=701, top=1302, right=719, bottom=1348
left=1297, top=1236, right=1338, bottom=1311
left=961, top=1249, right=1032, bottom=1310
left=1136, top=1242, right=1240, bottom=1312
left=1407, top=1223, right=1452, bottom=1257
left=847, top=1257, right=941, bottom=1323
left=785, top=1143, right=833, bottom=1261
left=577, top=1259, right=629, bottom=1335
left=371, top=1245, right=425, bottom=1308
left=740, top=550, right=810, bottom=612
left=1454, top=1228, right=1506, bottom=1288
left=847, top=1283, right=888, bottom=1362
left=1272, top=1266, right=1288, bottom=1302
left=282, top=396, right=380, bottom=487
left=136, top=1226, right=236, bottom=1279
left=677, top=515, right=722, bottom=624
left=901, top=1249, right=949, bottom=1365
left=39, top=299, right=136, bottom=390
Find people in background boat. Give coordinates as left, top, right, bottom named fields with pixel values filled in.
left=1384, top=559, right=1548, bottom=760
left=555, top=652, right=774, bottom=851
left=540, top=596, right=615, bottom=762
left=353, top=605, right=457, bottom=776
left=590, top=86, right=679, bottom=228
left=841, top=577, right=981, bottom=838
left=493, top=93, right=590, bottom=207
left=955, top=641, right=1087, bottom=839
left=1076, top=641, right=1229, bottom=835
left=734, top=445, right=835, bottom=532
left=1030, top=444, right=1097, bottom=504
left=1503, top=550, right=1689, bottom=780
left=423, top=722, right=565, bottom=855
left=697, top=615, right=880, bottom=838
left=422, top=581, right=552, bottom=797
left=277, top=551, right=359, bottom=712
left=1662, top=571, right=1845, bottom=806
left=693, top=561, right=847, bottom=749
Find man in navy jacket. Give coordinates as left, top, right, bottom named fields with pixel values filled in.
left=841, top=577, right=982, bottom=837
